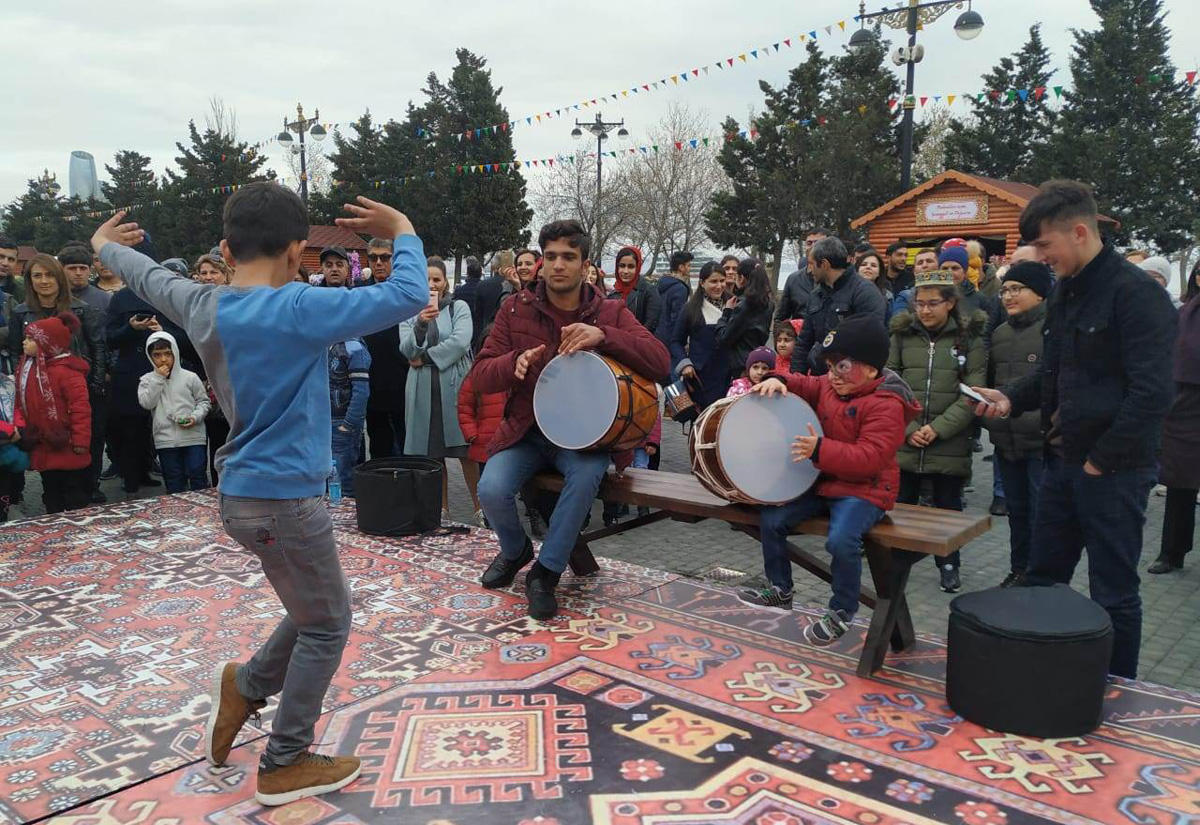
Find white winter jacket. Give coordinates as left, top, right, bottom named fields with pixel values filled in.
left=137, top=331, right=210, bottom=449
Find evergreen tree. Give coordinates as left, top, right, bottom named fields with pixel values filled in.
left=706, top=43, right=829, bottom=275
left=160, top=121, right=273, bottom=260
left=819, top=35, right=903, bottom=234
left=1048, top=0, right=1200, bottom=249
left=309, top=111, right=384, bottom=224
left=1, top=177, right=78, bottom=250
left=414, top=48, right=532, bottom=269
left=945, top=25, right=1056, bottom=182
left=101, top=150, right=162, bottom=246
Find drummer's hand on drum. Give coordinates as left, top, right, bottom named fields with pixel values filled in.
left=515, top=344, right=546, bottom=380
left=681, top=365, right=697, bottom=381
left=750, top=377, right=788, bottom=397
left=558, top=323, right=605, bottom=355
left=791, top=424, right=820, bottom=463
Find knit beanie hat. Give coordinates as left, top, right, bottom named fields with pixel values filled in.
left=938, top=245, right=969, bottom=270
left=746, top=347, right=776, bottom=371
left=1003, top=261, right=1054, bottom=298
left=26, top=312, right=80, bottom=356
left=820, top=315, right=890, bottom=370
left=1140, top=255, right=1172, bottom=285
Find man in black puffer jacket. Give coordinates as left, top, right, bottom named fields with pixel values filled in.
left=792, top=238, right=887, bottom=374
left=974, top=180, right=1176, bottom=681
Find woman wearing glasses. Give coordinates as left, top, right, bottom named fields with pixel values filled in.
left=887, top=268, right=988, bottom=594
left=983, top=261, right=1053, bottom=588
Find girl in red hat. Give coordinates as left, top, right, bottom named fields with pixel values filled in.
left=16, top=312, right=92, bottom=512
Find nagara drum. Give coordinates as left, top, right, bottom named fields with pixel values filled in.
left=689, top=393, right=822, bottom=505
left=533, top=351, right=660, bottom=452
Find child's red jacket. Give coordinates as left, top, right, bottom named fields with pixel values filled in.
left=774, top=369, right=921, bottom=510
left=16, top=354, right=92, bottom=471
left=457, top=369, right=507, bottom=464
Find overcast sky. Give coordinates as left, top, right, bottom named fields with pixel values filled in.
left=2, top=0, right=1197, bottom=209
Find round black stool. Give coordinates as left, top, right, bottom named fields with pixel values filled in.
left=947, top=584, right=1113, bottom=737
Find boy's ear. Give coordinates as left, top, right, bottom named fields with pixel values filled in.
left=219, top=239, right=235, bottom=268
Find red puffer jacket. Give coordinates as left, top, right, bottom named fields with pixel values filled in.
left=16, top=354, right=92, bottom=472
left=775, top=369, right=921, bottom=510
left=457, top=369, right=507, bottom=464
left=474, top=279, right=671, bottom=469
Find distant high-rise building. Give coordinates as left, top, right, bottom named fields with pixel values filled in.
left=68, top=151, right=99, bottom=201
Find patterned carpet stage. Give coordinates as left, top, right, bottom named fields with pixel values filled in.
left=0, top=493, right=1197, bottom=825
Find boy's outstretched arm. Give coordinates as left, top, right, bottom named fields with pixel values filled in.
left=92, top=212, right=207, bottom=331
left=293, top=197, right=429, bottom=342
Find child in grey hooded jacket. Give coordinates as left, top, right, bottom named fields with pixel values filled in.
left=138, top=330, right=210, bottom=492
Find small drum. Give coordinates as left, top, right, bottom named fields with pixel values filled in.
left=534, top=351, right=660, bottom=452
left=690, top=393, right=823, bottom=505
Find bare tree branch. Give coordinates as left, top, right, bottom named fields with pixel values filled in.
left=205, top=96, right=239, bottom=140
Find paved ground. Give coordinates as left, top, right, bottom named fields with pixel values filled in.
left=8, top=424, right=1199, bottom=690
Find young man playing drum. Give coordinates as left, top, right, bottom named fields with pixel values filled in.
left=473, top=219, right=671, bottom=619
left=741, top=316, right=921, bottom=645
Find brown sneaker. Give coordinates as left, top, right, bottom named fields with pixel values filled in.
left=255, top=752, right=362, bottom=806
left=204, top=662, right=266, bottom=766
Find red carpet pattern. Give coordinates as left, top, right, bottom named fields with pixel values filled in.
left=0, top=491, right=1197, bottom=824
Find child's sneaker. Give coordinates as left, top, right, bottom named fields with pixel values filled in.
left=939, top=564, right=962, bottom=593
left=737, top=585, right=793, bottom=611
left=803, top=609, right=851, bottom=646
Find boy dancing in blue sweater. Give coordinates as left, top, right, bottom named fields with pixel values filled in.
left=91, top=185, right=428, bottom=806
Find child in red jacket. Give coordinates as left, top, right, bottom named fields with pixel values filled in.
left=738, top=316, right=921, bottom=646
left=16, top=312, right=93, bottom=513
left=458, top=364, right=507, bottom=526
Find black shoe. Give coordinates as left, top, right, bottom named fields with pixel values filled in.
left=1147, top=555, right=1183, bottom=574
left=736, top=585, right=794, bottom=612
left=525, top=561, right=562, bottom=620
left=999, top=570, right=1025, bottom=588
left=90, top=489, right=108, bottom=504
left=637, top=506, right=651, bottom=518
left=481, top=539, right=534, bottom=589
left=803, top=609, right=851, bottom=646
left=989, top=496, right=1008, bottom=517
left=140, top=476, right=162, bottom=488
left=99, top=463, right=119, bottom=480
left=983, top=453, right=994, bottom=463
left=602, top=512, right=619, bottom=527
left=939, top=564, right=962, bottom=593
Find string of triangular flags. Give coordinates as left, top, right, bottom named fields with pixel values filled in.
left=892, top=71, right=1199, bottom=109
left=59, top=183, right=257, bottom=221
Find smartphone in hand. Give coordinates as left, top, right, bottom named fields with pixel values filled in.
left=429, top=290, right=440, bottom=311
left=959, top=383, right=990, bottom=405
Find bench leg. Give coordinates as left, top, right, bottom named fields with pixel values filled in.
left=568, top=540, right=601, bottom=577
left=857, top=543, right=917, bottom=678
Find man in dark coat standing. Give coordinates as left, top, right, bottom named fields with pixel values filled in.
left=655, top=251, right=692, bottom=345
left=792, top=238, right=887, bottom=374
left=774, top=228, right=829, bottom=324
left=974, top=180, right=1177, bottom=680
left=363, top=237, right=408, bottom=458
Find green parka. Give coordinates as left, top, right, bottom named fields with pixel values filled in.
left=887, top=309, right=988, bottom=477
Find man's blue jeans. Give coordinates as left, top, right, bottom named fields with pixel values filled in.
left=995, top=454, right=1043, bottom=574
left=759, top=493, right=884, bottom=617
left=478, top=431, right=610, bottom=573
left=1026, top=457, right=1156, bottom=679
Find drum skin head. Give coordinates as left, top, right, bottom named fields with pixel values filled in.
left=716, top=394, right=822, bottom=504
left=534, top=352, right=619, bottom=449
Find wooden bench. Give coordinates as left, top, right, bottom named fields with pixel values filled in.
left=529, top=468, right=990, bottom=677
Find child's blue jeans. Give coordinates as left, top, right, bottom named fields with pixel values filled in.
left=158, top=444, right=209, bottom=494
left=759, top=492, right=884, bottom=616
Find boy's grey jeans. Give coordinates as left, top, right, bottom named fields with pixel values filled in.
left=218, top=494, right=351, bottom=766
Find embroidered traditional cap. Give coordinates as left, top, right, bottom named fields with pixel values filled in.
left=913, top=269, right=956, bottom=289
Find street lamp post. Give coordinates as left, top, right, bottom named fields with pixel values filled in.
left=850, top=0, right=984, bottom=190
left=571, top=113, right=629, bottom=263
left=275, top=102, right=327, bottom=204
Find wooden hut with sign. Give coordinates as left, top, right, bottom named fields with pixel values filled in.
left=302, top=225, right=369, bottom=274
left=851, top=169, right=1118, bottom=260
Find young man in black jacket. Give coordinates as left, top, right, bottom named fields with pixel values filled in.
left=973, top=180, right=1176, bottom=680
